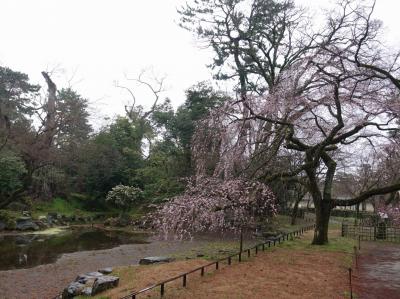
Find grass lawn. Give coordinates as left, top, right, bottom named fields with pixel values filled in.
left=31, top=197, right=148, bottom=221
left=85, top=219, right=356, bottom=299
left=32, top=197, right=95, bottom=218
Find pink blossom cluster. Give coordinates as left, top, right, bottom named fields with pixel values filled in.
left=152, top=176, right=277, bottom=239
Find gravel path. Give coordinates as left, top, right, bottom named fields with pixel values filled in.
left=0, top=238, right=210, bottom=299
left=354, top=242, right=400, bottom=299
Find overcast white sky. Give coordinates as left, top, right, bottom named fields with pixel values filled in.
left=1, top=0, right=399, bottom=128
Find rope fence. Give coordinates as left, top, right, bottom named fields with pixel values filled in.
left=51, top=218, right=316, bottom=299
left=121, top=223, right=316, bottom=299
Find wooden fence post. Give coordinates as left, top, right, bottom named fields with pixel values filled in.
left=183, top=274, right=187, bottom=287
left=239, top=227, right=243, bottom=252
left=348, top=268, right=353, bottom=299
left=160, top=283, right=165, bottom=297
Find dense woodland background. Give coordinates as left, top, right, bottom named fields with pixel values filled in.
left=2, top=0, right=400, bottom=245
left=0, top=67, right=231, bottom=210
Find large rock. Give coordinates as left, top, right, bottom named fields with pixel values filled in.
left=62, top=271, right=119, bottom=297
left=139, top=256, right=175, bottom=265
left=75, top=271, right=104, bottom=284
left=15, top=217, right=39, bottom=231
left=91, top=275, right=119, bottom=295
left=98, top=267, right=113, bottom=274
left=62, top=282, right=85, bottom=298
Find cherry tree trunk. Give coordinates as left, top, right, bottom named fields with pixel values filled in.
left=312, top=201, right=332, bottom=245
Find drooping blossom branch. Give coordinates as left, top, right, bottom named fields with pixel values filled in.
left=152, top=176, right=277, bottom=239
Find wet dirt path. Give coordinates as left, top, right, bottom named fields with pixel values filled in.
left=354, top=242, right=400, bottom=299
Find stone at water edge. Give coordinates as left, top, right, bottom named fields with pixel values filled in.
left=62, top=271, right=120, bottom=297
left=98, top=267, right=113, bottom=274
left=15, top=217, right=39, bottom=231
left=75, top=271, right=104, bottom=284
left=48, top=212, right=58, bottom=218
left=38, top=215, right=47, bottom=221
left=34, top=220, right=49, bottom=230
left=0, top=221, right=5, bottom=231
left=62, top=281, right=86, bottom=298
left=47, top=212, right=59, bottom=225
left=139, top=256, right=175, bottom=265
left=91, top=275, right=120, bottom=295
left=22, top=211, right=31, bottom=217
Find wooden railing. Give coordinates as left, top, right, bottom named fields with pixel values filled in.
left=121, top=223, right=316, bottom=299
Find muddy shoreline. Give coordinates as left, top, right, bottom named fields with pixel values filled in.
left=0, top=236, right=216, bottom=299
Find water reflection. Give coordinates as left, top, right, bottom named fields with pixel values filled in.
left=0, top=228, right=148, bottom=270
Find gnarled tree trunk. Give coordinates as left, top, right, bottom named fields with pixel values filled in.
left=312, top=200, right=332, bottom=245
left=41, top=72, right=57, bottom=147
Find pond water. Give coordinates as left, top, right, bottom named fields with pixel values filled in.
left=0, top=227, right=149, bottom=270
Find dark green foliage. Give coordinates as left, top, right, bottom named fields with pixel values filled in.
left=78, top=127, right=132, bottom=198
left=178, top=0, right=303, bottom=92
left=0, top=151, right=27, bottom=194
left=56, top=88, right=92, bottom=147
left=136, top=140, right=186, bottom=202
left=155, top=82, right=228, bottom=176
left=0, top=64, right=228, bottom=214
left=74, top=83, right=227, bottom=206
left=0, top=151, right=27, bottom=208
left=176, top=82, right=227, bottom=147
left=0, top=66, right=40, bottom=125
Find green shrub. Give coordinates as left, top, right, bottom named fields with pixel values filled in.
left=106, top=185, right=143, bottom=210
left=0, top=209, right=16, bottom=229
